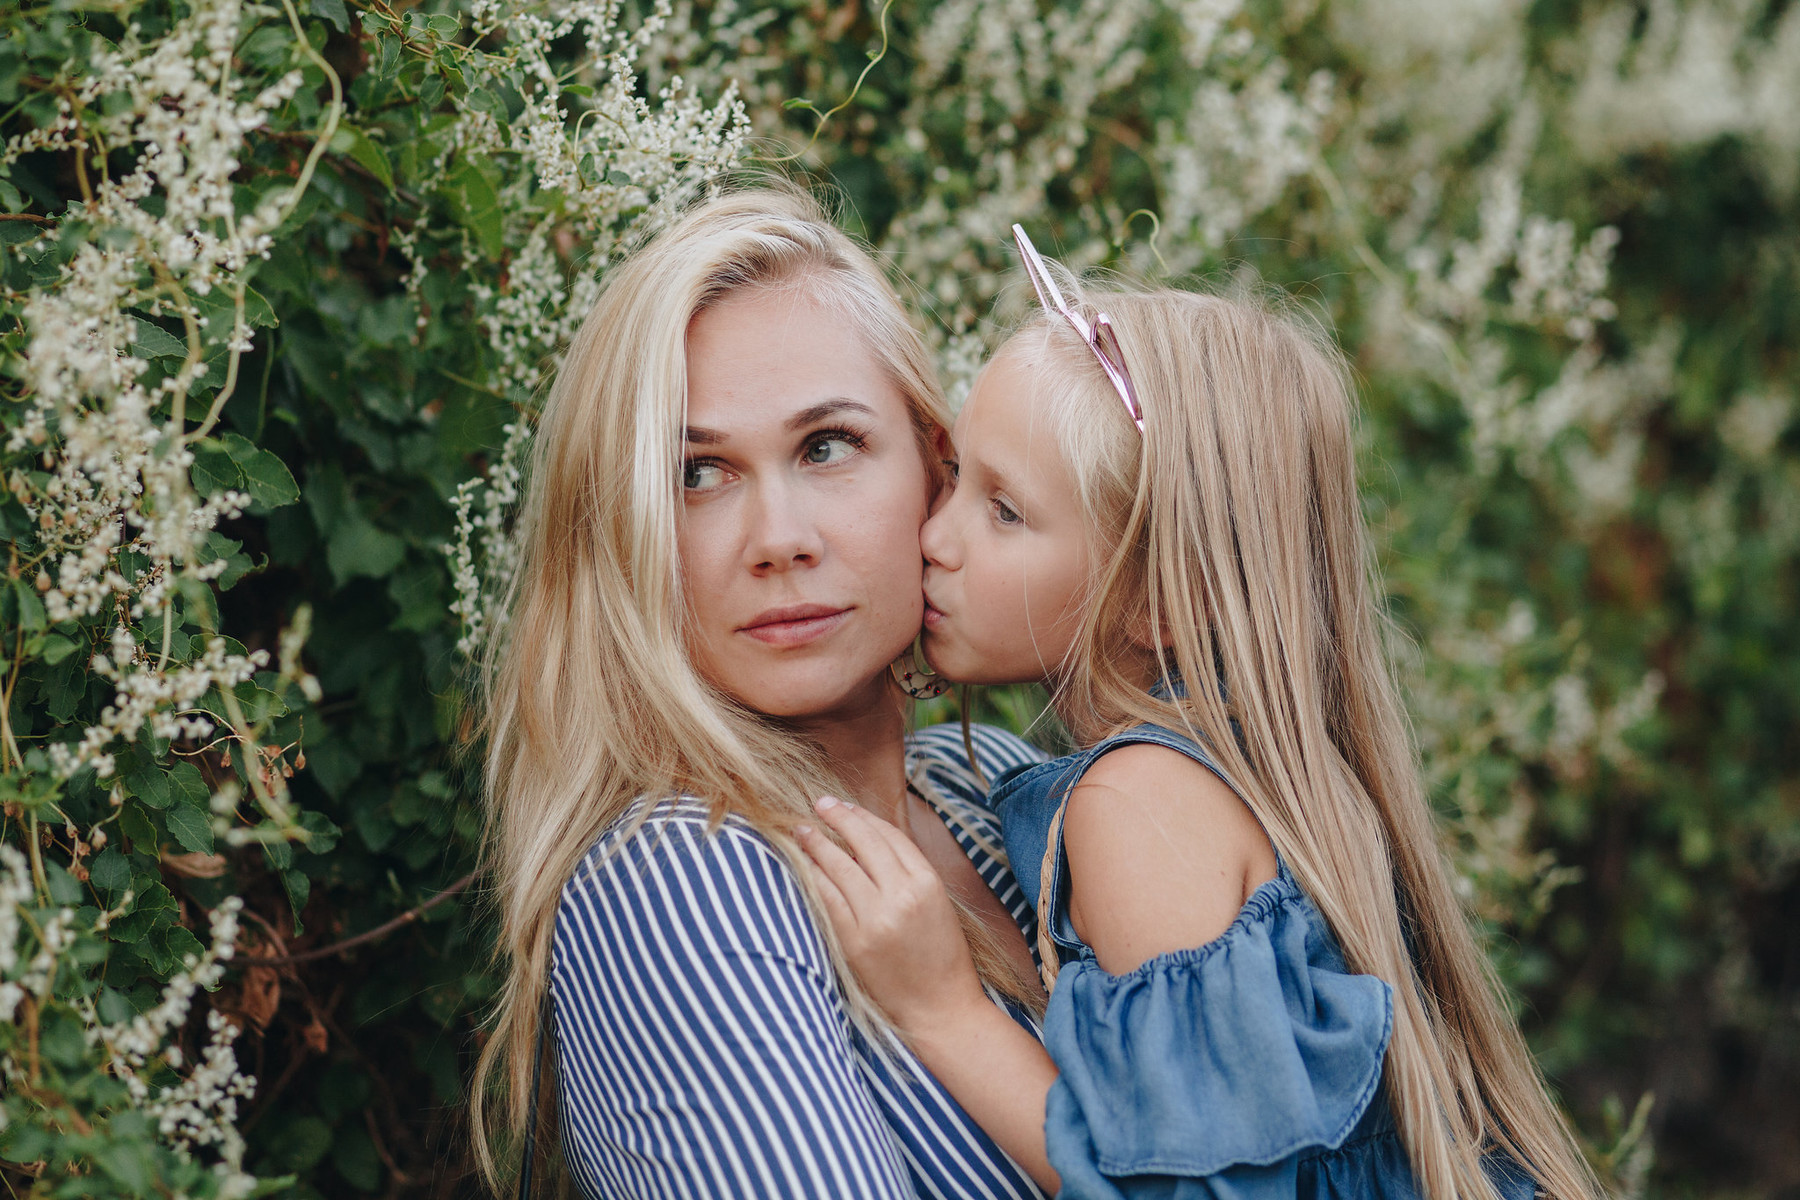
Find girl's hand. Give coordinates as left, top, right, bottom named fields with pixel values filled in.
left=798, top=796, right=989, bottom=1032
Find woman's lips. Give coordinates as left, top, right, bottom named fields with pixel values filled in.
left=738, top=604, right=852, bottom=648
left=923, top=602, right=946, bottom=630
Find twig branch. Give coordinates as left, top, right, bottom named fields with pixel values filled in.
left=235, top=871, right=478, bottom=966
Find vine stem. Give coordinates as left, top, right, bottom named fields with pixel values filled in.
left=276, top=0, right=344, bottom=227
left=235, top=871, right=478, bottom=966
left=177, top=0, right=344, bottom=445
left=762, top=0, right=896, bottom=164
left=26, top=813, right=48, bottom=901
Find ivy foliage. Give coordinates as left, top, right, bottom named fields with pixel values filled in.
left=2, top=0, right=1796, bottom=1196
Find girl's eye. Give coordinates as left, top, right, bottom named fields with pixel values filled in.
left=683, top=460, right=726, bottom=492
left=942, top=459, right=961, bottom=479
left=992, top=498, right=1023, bottom=526
left=802, top=434, right=860, bottom=466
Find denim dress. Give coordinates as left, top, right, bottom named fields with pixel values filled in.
left=991, top=720, right=1537, bottom=1200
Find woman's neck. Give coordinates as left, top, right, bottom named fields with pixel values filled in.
left=788, top=686, right=911, bottom=828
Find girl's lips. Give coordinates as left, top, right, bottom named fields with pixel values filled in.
left=739, top=607, right=851, bottom=648
left=923, top=602, right=946, bottom=629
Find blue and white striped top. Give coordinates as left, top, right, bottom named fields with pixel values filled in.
left=550, top=723, right=1050, bottom=1200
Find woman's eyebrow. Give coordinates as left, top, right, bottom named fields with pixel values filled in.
left=685, top=400, right=875, bottom=445
left=784, top=398, right=877, bottom=431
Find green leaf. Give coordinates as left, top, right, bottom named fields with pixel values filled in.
left=332, top=1122, right=383, bottom=1192
left=119, top=804, right=158, bottom=853
left=12, top=579, right=45, bottom=632
left=221, top=432, right=301, bottom=506
left=443, top=155, right=504, bottom=259
left=129, top=315, right=187, bottom=359
left=168, top=759, right=210, bottom=809
left=243, top=285, right=278, bottom=328
left=45, top=860, right=83, bottom=904
left=282, top=867, right=310, bottom=929
left=192, top=441, right=244, bottom=497
left=122, top=758, right=171, bottom=811
left=300, top=810, right=342, bottom=856
left=94, top=1137, right=158, bottom=1193
left=38, top=631, right=80, bottom=665
left=264, top=1116, right=333, bottom=1173
left=109, top=881, right=177, bottom=943
left=165, top=802, right=214, bottom=854
left=327, top=516, right=407, bottom=586
left=98, top=986, right=136, bottom=1024
left=330, top=124, right=396, bottom=193
left=90, top=847, right=131, bottom=892
left=309, top=0, right=349, bottom=32
left=161, top=922, right=204, bottom=966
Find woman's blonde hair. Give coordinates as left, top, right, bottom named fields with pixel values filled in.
left=469, top=186, right=1033, bottom=1190
left=1001, top=285, right=1600, bottom=1200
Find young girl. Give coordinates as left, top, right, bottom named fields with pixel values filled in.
left=798, top=228, right=1600, bottom=1200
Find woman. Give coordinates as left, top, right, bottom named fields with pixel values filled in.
left=471, top=188, right=1050, bottom=1199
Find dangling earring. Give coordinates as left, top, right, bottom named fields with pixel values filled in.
left=889, top=633, right=949, bottom=699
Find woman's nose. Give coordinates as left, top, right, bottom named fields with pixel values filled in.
left=743, top=479, right=823, bottom=572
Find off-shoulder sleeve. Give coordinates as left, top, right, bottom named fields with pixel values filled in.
left=1040, top=881, right=1394, bottom=1199
left=551, top=810, right=916, bottom=1200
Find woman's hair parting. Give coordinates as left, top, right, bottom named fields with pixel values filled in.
left=1002, top=282, right=1600, bottom=1200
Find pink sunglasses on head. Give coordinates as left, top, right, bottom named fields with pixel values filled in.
left=1011, top=223, right=1144, bottom=433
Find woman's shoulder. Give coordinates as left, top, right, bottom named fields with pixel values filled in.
left=557, top=799, right=828, bottom=972
left=906, top=722, right=1048, bottom=799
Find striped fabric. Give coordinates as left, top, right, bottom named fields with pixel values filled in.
left=550, top=723, right=1049, bottom=1200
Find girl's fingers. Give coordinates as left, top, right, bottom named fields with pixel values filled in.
left=812, top=796, right=909, bottom=884
left=796, top=821, right=880, bottom=915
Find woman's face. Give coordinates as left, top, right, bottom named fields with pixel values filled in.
left=679, top=284, right=933, bottom=721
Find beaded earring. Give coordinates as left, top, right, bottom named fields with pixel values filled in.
left=889, top=633, right=949, bottom=699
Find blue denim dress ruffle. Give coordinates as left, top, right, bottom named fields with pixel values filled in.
left=991, top=719, right=1537, bottom=1200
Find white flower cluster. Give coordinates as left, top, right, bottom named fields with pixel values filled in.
left=0, top=844, right=63, bottom=1029
left=3, top=851, right=254, bottom=1185
left=50, top=635, right=272, bottom=781
left=6, top=0, right=303, bottom=783
left=1406, top=169, right=1621, bottom=341
left=448, top=420, right=532, bottom=659
left=443, top=0, right=751, bottom=658
left=1566, top=0, right=1800, bottom=197
left=91, top=898, right=256, bottom=1187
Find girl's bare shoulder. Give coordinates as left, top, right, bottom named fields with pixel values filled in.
left=1062, top=743, right=1277, bottom=973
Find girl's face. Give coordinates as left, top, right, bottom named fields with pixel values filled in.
left=920, top=348, right=1093, bottom=685
left=679, top=285, right=933, bottom=720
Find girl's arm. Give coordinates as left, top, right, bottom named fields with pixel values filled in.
left=800, top=798, right=1062, bottom=1192
left=1059, top=742, right=1276, bottom=973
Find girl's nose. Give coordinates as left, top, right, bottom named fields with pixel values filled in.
left=920, top=495, right=960, bottom=571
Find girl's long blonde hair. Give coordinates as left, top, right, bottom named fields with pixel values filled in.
left=1005, top=286, right=1600, bottom=1200
left=469, top=186, right=1032, bottom=1190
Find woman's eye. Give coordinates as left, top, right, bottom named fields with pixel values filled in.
left=992, top=498, right=1023, bottom=526
left=683, top=460, right=726, bottom=491
left=942, top=459, right=961, bottom=480
left=802, top=435, right=858, bottom=466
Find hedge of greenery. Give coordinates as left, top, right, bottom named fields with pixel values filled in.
left=2, top=0, right=1794, bottom=1196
